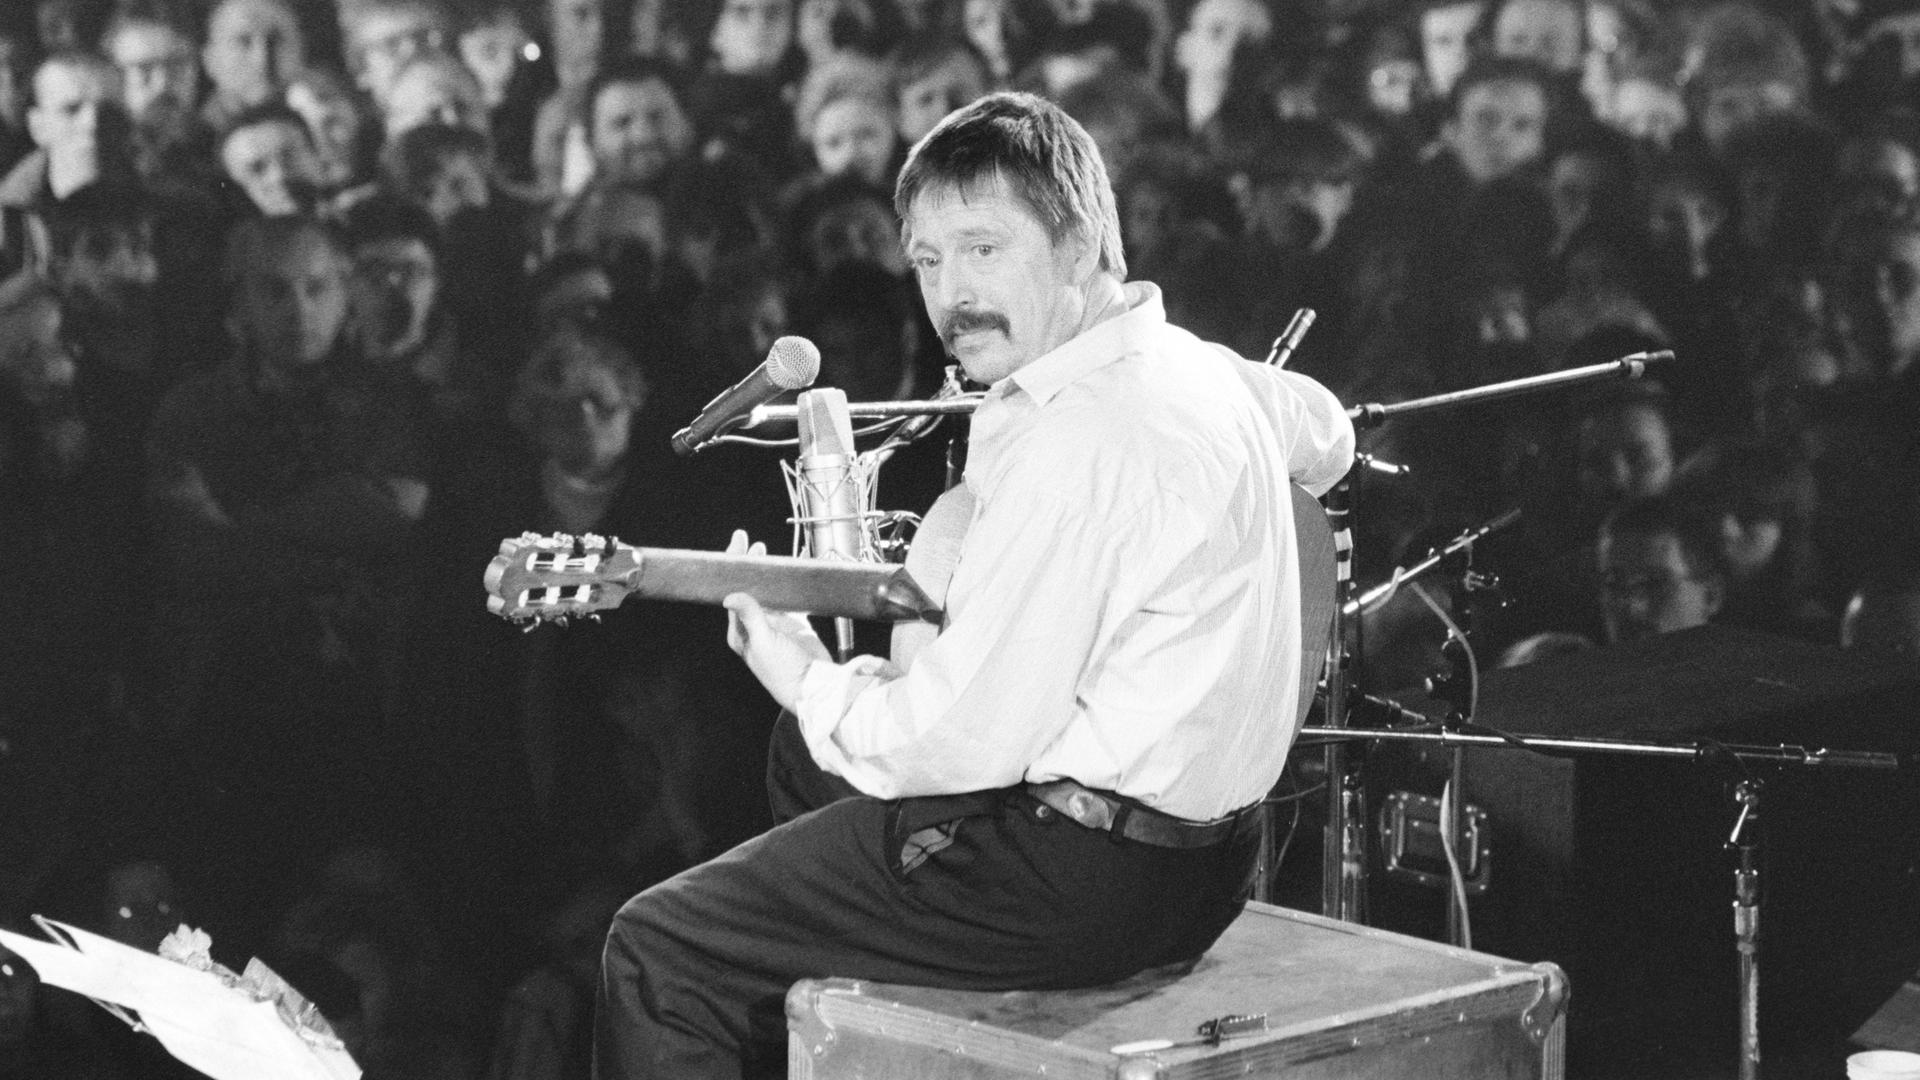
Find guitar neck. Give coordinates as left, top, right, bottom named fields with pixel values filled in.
left=623, top=548, right=941, bottom=622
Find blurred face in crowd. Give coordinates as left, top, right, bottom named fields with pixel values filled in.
left=808, top=196, right=906, bottom=275
left=383, top=58, right=487, bottom=137
left=37, top=0, right=88, bottom=51
left=459, top=13, right=529, bottom=109
left=404, top=148, right=492, bottom=226
left=1277, top=172, right=1355, bottom=251
left=533, top=264, right=613, bottom=335
left=590, top=76, right=692, bottom=186
left=1420, top=1, right=1483, bottom=97
left=1876, top=230, right=1920, bottom=371
left=963, top=0, right=1010, bottom=63
left=108, top=19, right=202, bottom=134
left=1867, top=12, right=1920, bottom=80
left=548, top=0, right=605, bottom=86
left=50, top=221, right=160, bottom=362
left=349, top=3, right=451, bottom=105
left=1446, top=77, right=1547, bottom=184
left=711, top=0, right=793, bottom=75
left=897, top=54, right=989, bottom=144
left=533, top=353, right=635, bottom=475
left=1609, top=76, right=1685, bottom=149
left=1473, top=282, right=1531, bottom=344
left=1367, top=51, right=1424, bottom=117
left=1547, top=149, right=1602, bottom=239
left=103, top=861, right=183, bottom=952
left=816, top=307, right=912, bottom=400
left=1578, top=402, right=1672, bottom=503
left=220, top=117, right=319, bottom=216
left=353, top=234, right=440, bottom=359
left=1597, top=527, right=1722, bottom=644
left=1176, top=0, right=1272, bottom=82
left=564, top=183, right=666, bottom=267
left=1841, top=137, right=1920, bottom=218
left=237, top=227, right=351, bottom=371
left=1646, top=176, right=1725, bottom=282
left=905, top=176, right=1099, bottom=386
left=288, top=77, right=371, bottom=189
left=28, top=58, right=125, bottom=190
left=204, top=0, right=304, bottom=109
left=1493, top=0, right=1584, bottom=74
left=811, top=96, right=895, bottom=185
left=1698, top=79, right=1798, bottom=154
left=1717, top=509, right=1782, bottom=580
left=798, top=0, right=850, bottom=61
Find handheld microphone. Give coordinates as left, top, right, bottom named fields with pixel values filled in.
left=671, top=335, right=820, bottom=456
left=794, top=388, right=864, bottom=563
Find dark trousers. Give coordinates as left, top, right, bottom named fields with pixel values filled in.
left=592, top=711, right=1262, bottom=1080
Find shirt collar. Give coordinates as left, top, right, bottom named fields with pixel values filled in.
left=1001, top=281, right=1165, bottom=407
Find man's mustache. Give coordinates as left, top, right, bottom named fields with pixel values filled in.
left=941, top=310, right=1009, bottom=345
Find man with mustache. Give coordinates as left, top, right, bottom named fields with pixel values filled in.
left=594, top=91, right=1356, bottom=1079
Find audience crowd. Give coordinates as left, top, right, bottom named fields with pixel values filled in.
left=4, top=0, right=1920, bottom=1074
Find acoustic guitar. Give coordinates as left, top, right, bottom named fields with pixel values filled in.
left=486, top=485, right=1335, bottom=726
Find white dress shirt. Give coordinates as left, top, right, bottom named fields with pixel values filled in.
left=794, top=282, right=1356, bottom=821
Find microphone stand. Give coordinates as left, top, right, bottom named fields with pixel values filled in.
left=1308, top=350, right=1663, bottom=926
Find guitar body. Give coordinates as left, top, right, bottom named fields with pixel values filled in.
left=1292, top=483, right=1336, bottom=727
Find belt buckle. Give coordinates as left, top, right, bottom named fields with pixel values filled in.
left=1064, top=787, right=1115, bottom=831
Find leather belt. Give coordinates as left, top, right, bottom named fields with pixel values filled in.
left=1023, top=780, right=1258, bottom=850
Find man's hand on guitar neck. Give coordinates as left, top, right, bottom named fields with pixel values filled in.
left=722, top=530, right=832, bottom=713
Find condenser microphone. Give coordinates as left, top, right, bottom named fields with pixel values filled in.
left=795, top=387, right=864, bottom=661
left=671, top=335, right=821, bottom=456
left=794, top=387, right=864, bottom=563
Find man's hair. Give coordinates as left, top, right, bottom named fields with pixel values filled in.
left=218, top=99, right=313, bottom=150
left=586, top=55, right=689, bottom=133
left=1599, top=492, right=1728, bottom=584
left=894, top=91, right=1126, bottom=278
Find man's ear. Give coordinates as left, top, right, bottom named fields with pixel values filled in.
left=25, top=105, right=48, bottom=151
left=1064, top=228, right=1102, bottom=282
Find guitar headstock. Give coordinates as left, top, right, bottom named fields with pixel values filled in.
left=484, top=531, right=641, bottom=627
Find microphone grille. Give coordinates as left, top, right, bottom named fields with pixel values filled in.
left=768, top=336, right=822, bottom=390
